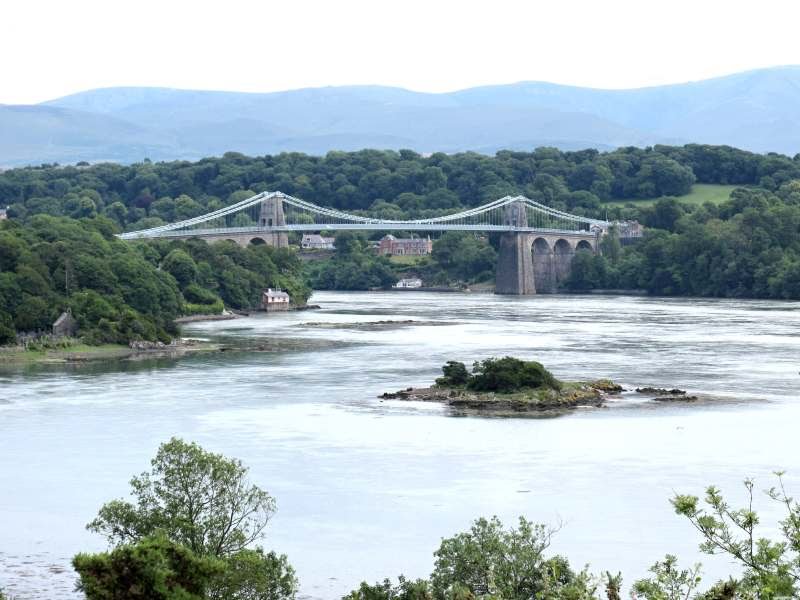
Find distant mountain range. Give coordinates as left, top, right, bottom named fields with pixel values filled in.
left=2, top=66, right=800, bottom=166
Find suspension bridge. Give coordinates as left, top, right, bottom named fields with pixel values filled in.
left=118, top=191, right=610, bottom=295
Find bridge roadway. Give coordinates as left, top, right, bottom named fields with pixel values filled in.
left=138, top=223, right=596, bottom=238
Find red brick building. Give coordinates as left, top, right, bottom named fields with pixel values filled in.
left=378, top=235, right=432, bottom=256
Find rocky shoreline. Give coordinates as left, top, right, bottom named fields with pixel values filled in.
left=380, top=379, right=624, bottom=416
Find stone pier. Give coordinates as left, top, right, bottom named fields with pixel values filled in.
left=496, top=233, right=537, bottom=294
left=494, top=201, right=600, bottom=295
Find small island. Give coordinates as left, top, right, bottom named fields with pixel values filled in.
left=380, top=357, right=623, bottom=416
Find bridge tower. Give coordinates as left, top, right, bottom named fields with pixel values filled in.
left=259, top=195, right=289, bottom=248
left=495, top=201, right=536, bottom=295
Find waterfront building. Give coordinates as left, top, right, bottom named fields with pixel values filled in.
left=618, top=220, right=644, bottom=238
left=394, top=278, right=423, bottom=288
left=262, top=288, right=291, bottom=311
left=52, top=311, right=77, bottom=336
left=378, top=235, right=432, bottom=256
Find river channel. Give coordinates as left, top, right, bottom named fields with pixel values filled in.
left=2, top=291, right=800, bottom=598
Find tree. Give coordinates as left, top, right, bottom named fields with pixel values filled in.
left=430, top=516, right=594, bottom=600
left=631, top=555, right=702, bottom=600
left=344, top=577, right=432, bottom=600
left=600, top=225, right=622, bottom=265
left=73, top=535, right=225, bottom=600
left=435, top=361, right=470, bottom=387
left=467, top=357, right=561, bottom=393
left=564, top=252, right=609, bottom=291
left=647, top=198, right=686, bottom=232
left=334, top=231, right=368, bottom=257
left=671, top=474, right=800, bottom=598
left=88, top=438, right=277, bottom=557
left=208, top=548, right=297, bottom=600
left=162, top=249, right=198, bottom=289
left=13, top=294, right=52, bottom=332
left=83, top=439, right=297, bottom=600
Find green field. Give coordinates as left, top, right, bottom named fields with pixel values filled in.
left=389, top=255, right=429, bottom=265
left=604, top=184, right=738, bottom=208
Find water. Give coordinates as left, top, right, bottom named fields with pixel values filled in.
left=2, top=291, right=800, bottom=598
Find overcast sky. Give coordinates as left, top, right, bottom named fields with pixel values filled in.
left=3, top=0, right=800, bottom=104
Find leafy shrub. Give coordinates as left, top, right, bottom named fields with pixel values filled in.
left=73, top=535, right=225, bottom=600
left=183, top=283, right=220, bottom=305
left=183, top=300, right=225, bottom=316
left=467, top=357, right=561, bottom=393
left=344, top=577, right=432, bottom=600
left=435, top=361, right=470, bottom=387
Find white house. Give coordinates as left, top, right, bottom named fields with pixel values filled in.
left=301, top=234, right=335, bottom=250
left=394, top=278, right=423, bottom=288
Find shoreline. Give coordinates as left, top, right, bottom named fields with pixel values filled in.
left=0, top=339, right=222, bottom=365
left=380, top=380, right=623, bottom=417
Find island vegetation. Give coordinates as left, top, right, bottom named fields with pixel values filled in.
left=382, top=357, right=622, bottom=415
left=63, top=438, right=800, bottom=600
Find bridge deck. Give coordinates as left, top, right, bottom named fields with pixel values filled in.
left=121, top=223, right=598, bottom=240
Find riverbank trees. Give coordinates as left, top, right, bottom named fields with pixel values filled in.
left=0, top=217, right=309, bottom=346
left=305, top=231, right=396, bottom=290
left=565, top=185, right=800, bottom=298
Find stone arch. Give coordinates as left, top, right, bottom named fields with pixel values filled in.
left=532, top=237, right=551, bottom=254
left=554, top=238, right=573, bottom=254
left=249, top=237, right=267, bottom=245
left=531, top=237, right=555, bottom=293
left=576, top=239, right=593, bottom=252
left=553, top=239, right=574, bottom=285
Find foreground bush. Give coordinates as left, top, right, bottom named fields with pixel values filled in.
left=78, top=438, right=297, bottom=600
left=348, top=517, right=601, bottom=600
left=73, top=535, right=225, bottom=600
left=345, top=475, right=800, bottom=600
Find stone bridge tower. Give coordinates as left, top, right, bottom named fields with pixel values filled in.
left=495, top=201, right=536, bottom=295
left=258, top=195, right=289, bottom=248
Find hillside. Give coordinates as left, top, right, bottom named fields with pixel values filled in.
left=2, top=67, right=800, bottom=166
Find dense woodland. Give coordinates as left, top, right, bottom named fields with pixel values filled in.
left=1, top=143, right=800, bottom=345
left=0, top=217, right=309, bottom=345
left=2, top=144, right=799, bottom=228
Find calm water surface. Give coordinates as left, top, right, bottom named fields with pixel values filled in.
left=2, top=292, right=800, bottom=598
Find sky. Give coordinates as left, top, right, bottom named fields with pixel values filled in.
left=3, top=0, right=800, bottom=104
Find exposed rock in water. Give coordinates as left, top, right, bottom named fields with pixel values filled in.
left=636, top=387, right=687, bottom=395
left=589, top=379, right=624, bottom=393
left=653, top=395, right=699, bottom=402
left=292, top=304, right=321, bottom=311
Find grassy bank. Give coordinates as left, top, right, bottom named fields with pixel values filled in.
left=603, top=183, right=737, bottom=208
left=0, top=341, right=219, bottom=365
